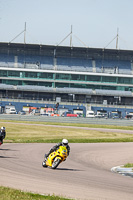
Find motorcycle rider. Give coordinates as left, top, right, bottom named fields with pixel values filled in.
left=45, top=139, right=70, bottom=159
left=0, top=127, right=6, bottom=145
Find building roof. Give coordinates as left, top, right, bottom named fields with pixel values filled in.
left=0, top=42, right=133, bottom=60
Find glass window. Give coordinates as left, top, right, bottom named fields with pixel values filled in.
left=38, top=73, right=53, bottom=79
left=0, top=70, right=7, bottom=77
left=102, top=86, right=116, bottom=90
left=71, top=74, right=80, bottom=80
left=118, top=77, right=132, bottom=84
left=2, top=80, right=19, bottom=85
left=56, top=73, right=70, bottom=80
left=55, top=83, right=69, bottom=88
left=80, top=75, right=85, bottom=81
left=86, top=75, right=101, bottom=82
left=70, top=83, right=86, bottom=88
left=25, top=72, right=37, bottom=78
left=8, top=71, right=20, bottom=77
left=39, top=82, right=52, bottom=87
left=102, top=76, right=116, bottom=83
left=129, top=88, right=133, bottom=92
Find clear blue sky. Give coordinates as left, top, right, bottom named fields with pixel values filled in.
left=0, top=0, right=133, bottom=50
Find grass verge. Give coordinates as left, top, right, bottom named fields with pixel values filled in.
left=124, top=163, right=133, bottom=168
left=0, top=120, right=133, bottom=143
left=0, top=186, right=72, bottom=200
left=0, top=119, right=133, bottom=130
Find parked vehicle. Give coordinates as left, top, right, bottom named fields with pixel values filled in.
left=30, top=109, right=40, bottom=116
left=9, top=108, right=16, bottom=114
left=18, top=110, right=26, bottom=115
left=5, top=105, right=16, bottom=114
left=125, top=114, right=133, bottom=119
left=95, top=112, right=108, bottom=118
left=41, top=113, right=51, bottom=116
left=112, top=114, right=119, bottom=119
left=86, top=110, right=95, bottom=118
left=51, top=113, right=60, bottom=117
left=95, top=113, right=104, bottom=118
left=76, top=113, right=83, bottom=117
left=61, top=111, right=78, bottom=117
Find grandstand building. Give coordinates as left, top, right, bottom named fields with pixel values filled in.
left=0, top=42, right=133, bottom=106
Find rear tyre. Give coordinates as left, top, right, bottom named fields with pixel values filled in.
left=52, top=159, right=61, bottom=169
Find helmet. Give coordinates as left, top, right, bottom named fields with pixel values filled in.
left=62, top=139, right=68, bottom=146
left=1, top=127, right=5, bottom=132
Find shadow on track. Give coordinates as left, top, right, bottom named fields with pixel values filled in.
left=0, top=148, right=18, bottom=151
left=56, top=168, right=83, bottom=171
left=0, top=156, right=14, bottom=158
left=0, top=148, right=11, bottom=151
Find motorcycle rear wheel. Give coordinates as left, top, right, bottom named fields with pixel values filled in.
left=52, top=159, right=61, bottom=169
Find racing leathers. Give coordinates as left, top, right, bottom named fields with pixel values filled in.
left=45, top=142, right=70, bottom=158
left=0, top=129, right=6, bottom=145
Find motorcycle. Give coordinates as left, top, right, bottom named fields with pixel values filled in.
left=42, top=145, right=68, bottom=169
left=0, top=130, right=6, bottom=146
left=0, top=138, right=3, bottom=146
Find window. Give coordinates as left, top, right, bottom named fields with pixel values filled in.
left=102, top=76, right=116, bottom=83
left=86, top=75, right=101, bottom=82
left=2, top=80, right=20, bottom=85
left=71, top=74, right=80, bottom=80
left=55, top=83, right=69, bottom=88
left=118, top=77, right=132, bottom=84
left=56, top=73, right=70, bottom=80
left=38, top=73, right=53, bottom=79
left=25, top=72, right=37, bottom=78
left=0, top=70, right=7, bottom=77
left=8, top=71, right=20, bottom=77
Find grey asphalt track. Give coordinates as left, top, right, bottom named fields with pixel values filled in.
left=1, top=143, right=133, bottom=200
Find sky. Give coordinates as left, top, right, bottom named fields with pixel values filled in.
left=0, top=0, right=133, bottom=50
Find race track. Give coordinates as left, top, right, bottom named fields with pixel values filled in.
left=0, top=143, right=133, bottom=200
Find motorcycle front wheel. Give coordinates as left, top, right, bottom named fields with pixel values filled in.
left=42, top=161, right=47, bottom=167
left=52, top=158, right=61, bottom=169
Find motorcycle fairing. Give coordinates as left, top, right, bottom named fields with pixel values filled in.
left=46, top=146, right=67, bottom=167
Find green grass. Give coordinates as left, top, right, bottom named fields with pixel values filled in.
left=0, top=186, right=72, bottom=200
left=1, top=120, right=133, bottom=143
left=0, top=119, right=133, bottom=130
left=123, top=163, right=133, bottom=168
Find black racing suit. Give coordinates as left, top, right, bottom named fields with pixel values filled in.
left=0, top=130, right=6, bottom=144
left=45, top=142, right=70, bottom=158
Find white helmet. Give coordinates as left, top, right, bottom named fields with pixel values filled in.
left=1, top=127, right=5, bottom=132
left=62, top=139, right=68, bottom=146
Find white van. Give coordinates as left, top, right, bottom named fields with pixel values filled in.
left=86, top=110, right=95, bottom=118
left=9, top=108, right=16, bottom=114
left=5, top=106, right=16, bottom=114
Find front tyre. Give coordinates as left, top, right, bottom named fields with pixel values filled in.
left=52, top=158, right=61, bottom=169
left=42, top=161, right=47, bottom=168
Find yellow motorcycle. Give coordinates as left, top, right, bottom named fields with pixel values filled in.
left=42, top=145, right=68, bottom=169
